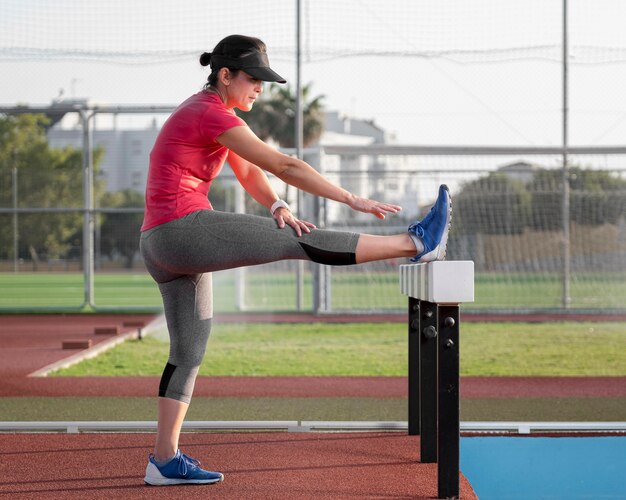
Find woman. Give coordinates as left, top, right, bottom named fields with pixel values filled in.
left=141, top=34, right=451, bottom=486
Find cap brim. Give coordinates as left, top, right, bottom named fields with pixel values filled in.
left=244, top=67, right=287, bottom=84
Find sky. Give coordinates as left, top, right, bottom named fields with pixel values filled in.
left=2, top=0, right=626, bottom=146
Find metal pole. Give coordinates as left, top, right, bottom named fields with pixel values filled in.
left=561, top=0, right=571, bottom=308
left=295, top=0, right=305, bottom=310
left=80, top=110, right=95, bottom=308
left=295, top=0, right=304, bottom=157
left=12, top=166, right=18, bottom=272
left=309, top=148, right=330, bottom=313
left=235, top=182, right=246, bottom=311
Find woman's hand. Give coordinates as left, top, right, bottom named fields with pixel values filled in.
left=273, top=207, right=317, bottom=237
left=348, top=196, right=402, bottom=220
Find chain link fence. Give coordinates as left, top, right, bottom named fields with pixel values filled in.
left=1, top=124, right=624, bottom=313
left=2, top=0, right=626, bottom=313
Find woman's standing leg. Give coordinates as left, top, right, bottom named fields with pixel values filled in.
left=154, top=398, right=189, bottom=462
left=153, top=272, right=213, bottom=460
left=142, top=271, right=223, bottom=485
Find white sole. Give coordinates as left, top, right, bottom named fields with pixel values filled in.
left=144, top=461, right=224, bottom=486
left=418, top=192, right=452, bottom=263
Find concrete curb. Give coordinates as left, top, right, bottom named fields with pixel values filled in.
left=28, top=315, right=165, bottom=377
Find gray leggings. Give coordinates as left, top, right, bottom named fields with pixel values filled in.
left=140, top=209, right=359, bottom=403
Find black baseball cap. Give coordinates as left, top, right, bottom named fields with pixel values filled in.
left=210, top=50, right=286, bottom=84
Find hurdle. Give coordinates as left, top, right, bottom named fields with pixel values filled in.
left=400, top=261, right=474, bottom=500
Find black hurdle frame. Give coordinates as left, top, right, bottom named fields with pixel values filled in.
left=408, top=297, right=461, bottom=499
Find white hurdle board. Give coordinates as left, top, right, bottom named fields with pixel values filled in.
left=399, top=261, right=474, bottom=304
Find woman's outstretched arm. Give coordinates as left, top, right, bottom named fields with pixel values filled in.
left=217, top=125, right=402, bottom=220
left=227, top=150, right=315, bottom=236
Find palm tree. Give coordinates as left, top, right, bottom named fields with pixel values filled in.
left=237, top=82, right=325, bottom=148
left=235, top=83, right=325, bottom=211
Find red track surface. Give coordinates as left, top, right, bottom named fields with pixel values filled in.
left=1, top=314, right=625, bottom=399
left=0, top=315, right=626, bottom=499
left=0, top=314, right=480, bottom=499
left=0, top=432, right=477, bottom=499
left=5, top=313, right=625, bottom=499
left=4, top=375, right=626, bottom=399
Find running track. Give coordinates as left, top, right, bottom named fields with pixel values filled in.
left=0, top=314, right=473, bottom=499
left=3, top=313, right=625, bottom=499
left=2, top=314, right=625, bottom=399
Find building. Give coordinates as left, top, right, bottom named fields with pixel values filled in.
left=46, top=102, right=420, bottom=223
left=319, top=112, right=420, bottom=224
left=497, top=160, right=541, bottom=184
left=46, top=101, right=160, bottom=193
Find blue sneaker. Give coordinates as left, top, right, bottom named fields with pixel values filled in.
left=144, top=449, right=224, bottom=486
left=408, top=184, right=452, bottom=263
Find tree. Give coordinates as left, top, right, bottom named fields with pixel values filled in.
left=235, top=83, right=325, bottom=209
left=454, top=166, right=626, bottom=237
left=236, top=82, right=325, bottom=148
left=99, top=190, right=144, bottom=269
left=206, top=178, right=232, bottom=212
left=454, top=173, right=531, bottom=235
left=0, top=113, right=103, bottom=262
left=210, top=177, right=267, bottom=217
left=529, top=167, right=626, bottom=228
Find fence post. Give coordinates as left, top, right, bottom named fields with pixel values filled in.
left=234, top=181, right=246, bottom=311
left=400, top=261, right=474, bottom=500
left=310, top=147, right=331, bottom=314
left=12, top=165, right=18, bottom=272
left=80, top=109, right=95, bottom=308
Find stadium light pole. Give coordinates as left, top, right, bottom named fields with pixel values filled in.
left=295, top=0, right=304, bottom=310
left=80, top=109, right=95, bottom=309
left=562, top=0, right=571, bottom=308
left=295, top=0, right=304, bottom=159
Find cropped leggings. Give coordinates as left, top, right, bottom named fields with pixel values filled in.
left=139, top=209, right=360, bottom=403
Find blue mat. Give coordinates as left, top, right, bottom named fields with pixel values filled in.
left=461, top=436, right=626, bottom=500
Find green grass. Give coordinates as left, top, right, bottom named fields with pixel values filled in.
left=2, top=397, right=625, bottom=422
left=0, top=272, right=162, bottom=310
left=2, top=270, right=626, bottom=312
left=0, top=397, right=406, bottom=422
left=54, top=321, right=626, bottom=377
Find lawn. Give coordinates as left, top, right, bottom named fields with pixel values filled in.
left=1, top=270, right=626, bottom=312
left=3, top=397, right=625, bottom=422
left=54, top=321, right=626, bottom=377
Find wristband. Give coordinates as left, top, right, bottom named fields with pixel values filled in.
left=270, top=199, right=290, bottom=214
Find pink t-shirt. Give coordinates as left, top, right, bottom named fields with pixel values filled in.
left=141, top=91, right=246, bottom=231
